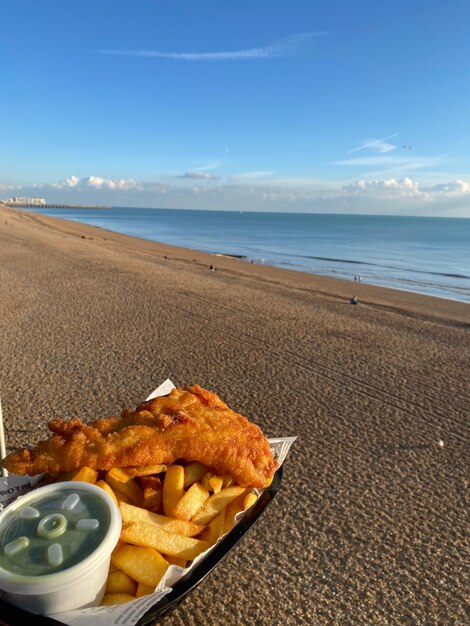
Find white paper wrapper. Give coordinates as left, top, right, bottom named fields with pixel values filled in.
left=0, top=380, right=295, bottom=626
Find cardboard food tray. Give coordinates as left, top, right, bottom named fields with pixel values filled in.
left=0, top=466, right=283, bottom=626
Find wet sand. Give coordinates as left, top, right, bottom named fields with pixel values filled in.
left=0, top=205, right=468, bottom=625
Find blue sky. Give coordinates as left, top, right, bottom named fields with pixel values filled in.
left=1, top=0, right=470, bottom=215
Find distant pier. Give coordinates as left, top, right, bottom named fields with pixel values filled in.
left=4, top=202, right=111, bottom=210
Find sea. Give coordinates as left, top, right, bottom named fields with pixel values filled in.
left=29, top=207, right=470, bottom=304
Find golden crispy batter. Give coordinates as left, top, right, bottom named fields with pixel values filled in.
left=1, top=385, right=277, bottom=488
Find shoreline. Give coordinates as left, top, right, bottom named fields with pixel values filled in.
left=0, top=203, right=469, bottom=624
left=18, top=205, right=470, bottom=306
left=3, top=205, right=468, bottom=324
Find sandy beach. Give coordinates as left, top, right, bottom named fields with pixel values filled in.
left=0, top=204, right=468, bottom=625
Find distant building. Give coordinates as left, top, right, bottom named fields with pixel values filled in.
left=4, top=197, right=47, bottom=206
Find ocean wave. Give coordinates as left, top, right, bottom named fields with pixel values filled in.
left=247, top=256, right=470, bottom=301
left=287, top=254, right=470, bottom=281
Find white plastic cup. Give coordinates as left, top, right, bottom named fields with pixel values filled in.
left=0, top=481, right=121, bottom=615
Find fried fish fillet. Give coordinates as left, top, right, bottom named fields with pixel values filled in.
left=1, top=385, right=278, bottom=488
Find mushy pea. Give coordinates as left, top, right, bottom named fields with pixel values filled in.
left=0, top=487, right=111, bottom=576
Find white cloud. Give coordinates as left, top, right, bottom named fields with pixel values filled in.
left=369, top=140, right=396, bottom=153
left=98, top=32, right=328, bottom=61
left=87, top=176, right=139, bottom=190
left=177, top=171, right=220, bottom=180
left=348, top=133, right=398, bottom=154
left=53, top=175, right=80, bottom=188
left=427, top=179, right=470, bottom=194
left=3, top=175, right=470, bottom=217
left=20, top=175, right=142, bottom=192
left=341, top=177, right=470, bottom=209
left=343, top=177, right=420, bottom=195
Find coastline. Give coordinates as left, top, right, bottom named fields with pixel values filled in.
left=3, top=205, right=468, bottom=322
left=0, top=204, right=469, bottom=624
left=20, top=206, right=470, bottom=305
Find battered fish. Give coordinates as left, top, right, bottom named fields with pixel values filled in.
left=1, top=385, right=277, bottom=488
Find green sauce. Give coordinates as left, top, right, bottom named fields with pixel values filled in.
left=0, top=488, right=111, bottom=576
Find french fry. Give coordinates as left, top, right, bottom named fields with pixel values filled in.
left=200, top=509, right=226, bottom=544
left=162, top=465, right=184, bottom=517
left=114, top=490, right=131, bottom=505
left=105, top=571, right=137, bottom=596
left=136, top=582, right=155, bottom=598
left=119, top=501, right=204, bottom=537
left=143, top=489, right=162, bottom=512
left=191, top=486, right=245, bottom=525
left=183, top=462, right=207, bottom=488
left=201, top=472, right=213, bottom=492
left=106, top=471, right=143, bottom=506
left=137, top=475, right=163, bottom=511
left=121, top=522, right=210, bottom=561
left=111, top=544, right=169, bottom=587
left=223, top=490, right=258, bottom=534
left=96, top=479, right=119, bottom=506
left=201, top=472, right=224, bottom=493
left=107, top=467, right=133, bottom=483
left=165, top=555, right=187, bottom=568
left=101, top=593, right=135, bottom=605
left=243, top=492, right=258, bottom=510
left=224, top=490, right=258, bottom=533
left=70, top=466, right=98, bottom=484
left=223, top=494, right=244, bottom=533
left=222, top=475, right=234, bottom=488
left=264, top=475, right=274, bottom=488
left=124, top=465, right=167, bottom=477
left=208, top=475, right=224, bottom=494
left=173, top=482, right=210, bottom=522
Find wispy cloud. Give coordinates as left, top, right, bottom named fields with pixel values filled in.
left=229, top=171, right=276, bottom=181
left=177, top=171, right=220, bottom=180
left=189, top=162, right=221, bottom=171
left=334, top=153, right=446, bottom=180
left=98, top=32, right=328, bottom=61
left=348, top=133, right=398, bottom=154
left=336, top=155, right=442, bottom=168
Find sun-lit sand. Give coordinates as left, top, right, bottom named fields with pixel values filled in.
left=0, top=205, right=468, bottom=625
